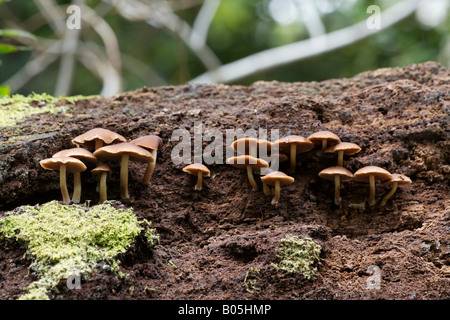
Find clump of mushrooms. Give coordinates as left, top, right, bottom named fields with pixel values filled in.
left=94, top=142, right=154, bottom=199
left=354, top=166, right=392, bottom=207
left=40, top=156, right=87, bottom=204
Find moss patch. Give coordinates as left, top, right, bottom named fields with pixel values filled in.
left=0, top=92, right=94, bottom=128
left=0, top=200, right=157, bottom=300
left=272, top=235, right=321, bottom=279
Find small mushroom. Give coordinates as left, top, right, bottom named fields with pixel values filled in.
left=183, top=163, right=210, bottom=191
left=53, top=148, right=97, bottom=203
left=94, top=143, right=154, bottom=199
left=227, top=155, right=269, bottom=191
left=380, top=174, right=412, bottom=206
left=260, top=171, right=294, bottom=205
left=91, top=164, right=113, bottom=203
left=324, top=142, right=361, bottom=167
left=307, top=131, right=341, bottom=155
left=318, top=166, right=353, bottom=206
left=354, top=166, right=392, bottom=207
left=260, top=153, right=289, bottom=195
left=40, top=156, right=87, bottom=204
left=72, top=128, right=126, bottom=150
left=231, top=137, right=272, bottom=158
left=130, top=135, right=163, bottom=185
left=273, top=135, right=314, bottom=173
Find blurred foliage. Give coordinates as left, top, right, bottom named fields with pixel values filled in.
left=0, top=0, right=448, bottom=96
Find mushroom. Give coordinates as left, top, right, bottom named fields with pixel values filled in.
left=130, top=135, right=163, bottom=185
left=40, top=156, right=87, bottom=204
left=52, top=148, right=97, bottom=203
left=318, top=166, right=353, bottom=206
left=353, top=166, right=392, bottom=207
left=227, top=155, right=269, bottom=191
left=260, top=153, right=289, bottom=195
left=72, top=128, right=126, bottom=150
left=307, top=131, right=341, bottom=155
left=380, top=174, right=412, bottom=206
left=91, top=164, right=113, bottom=203
left=183, top=163, right=210, bottom=191
left=324, top=142, right=361, bottom=167
left=273, top=135, right=314, bottom=173
left=260, top=171, right=294, bottom=205
left=231, top=137, right=272, bottom=158
left=94, top=143, right=154, bottom=199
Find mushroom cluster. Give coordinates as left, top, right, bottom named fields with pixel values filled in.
left=40, top=128, right=162, bottom=204
left=314, top=131, right=411, bottom=207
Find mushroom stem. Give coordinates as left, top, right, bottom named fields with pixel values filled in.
left=142, top=150, right=157, bottom=185
left=99, top=172, right=108, bottom=203
left=120, top=154, right=130, bottom=199
left=72, top=172, right=82, bottom=204
left=59, top=164, right=70, bottom=204
left=368, top=175, right=376, bottom=207
left=334, top=175, right=341, bottom=206
left=263, top=182, right=271, bottom=196
left=380, top=182, right=398, bottom=207
left=337, top=150, right=344, bottom=167
left=247, top=165, right=258, bottom=191
left=195, top=172, right=203, bottom=191
left=272, top=180, right=281, bottom=205
left=321, top=139, right=328, bottom=152
left=289, top=143, right=297, bottom=173
left=95, top=139, right=103, bottom=151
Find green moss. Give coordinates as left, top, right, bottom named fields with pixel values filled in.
left=0, top=200, right=158, bottom=300
left=0, top=92, right=96, bottom=128
left=243, top=267, right=260, bottom=293
left=272, top=235, right=321, bottom=279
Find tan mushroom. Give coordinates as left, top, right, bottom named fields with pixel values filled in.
left=40, top=156, right=87, bottom=204
left=273, top=135, right=314, bottom=173
left=354, top=166, right=392, bottom=207
left=227, top=155, right=269, bottom=191
left=52, top=148, right=97, bottom=203
left=130, top=135, right=163, bottom=185
left=324, top=142, right=361, bottom=167
left=260, top=171, right=295, bottom=205
left=260, top=153, right=289, bottom=195
left=231, top=137, right=272, bottom=158
left=183, top=163, right=210, bottom=191
left=94, top=143, right=154, bottom=199
left=380, top=174, right=412, bottom=206
left=91, top=164, right=113, bottom=204
left=307, top=131, right=341, bottom=155
left=318, top=166, right=353, bottom=206
left=72, top=128, right=126, bottom=150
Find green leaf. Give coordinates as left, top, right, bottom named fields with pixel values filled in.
left=0, top=44, right=31, bottom=54
left=0, top=85, right=9, bottom=97
left=0, top=29, right=37, bottom=43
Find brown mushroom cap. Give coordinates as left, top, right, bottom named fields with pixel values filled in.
left=183, top=163, right=211, bottom=177
left=324, top=142, right=361, bottom=155
left=131, top=135, right=162, bottom=152
left=231, top=138, right=272, bottom=156
left=318, top=166, right=353, bottom=182
left=307, top=131, right=341, bottom=146
left=273, top=135, right=314, bottom=153
left=91, top=163, right=113, bottom=175
left=354, top=166, right=392, bottom=182
left=72, top=128, right=126, bottom=149
left=53, top=148, right=97, bottom=164
left=260, top=171, right=295, bottom=186
left=93, top=143, right=154, bottom=163
left=40, top=156, right=87, bottom=173
left=227, top=155, right=269, bottom=171
left=382, top=173, right=412, bottom=185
